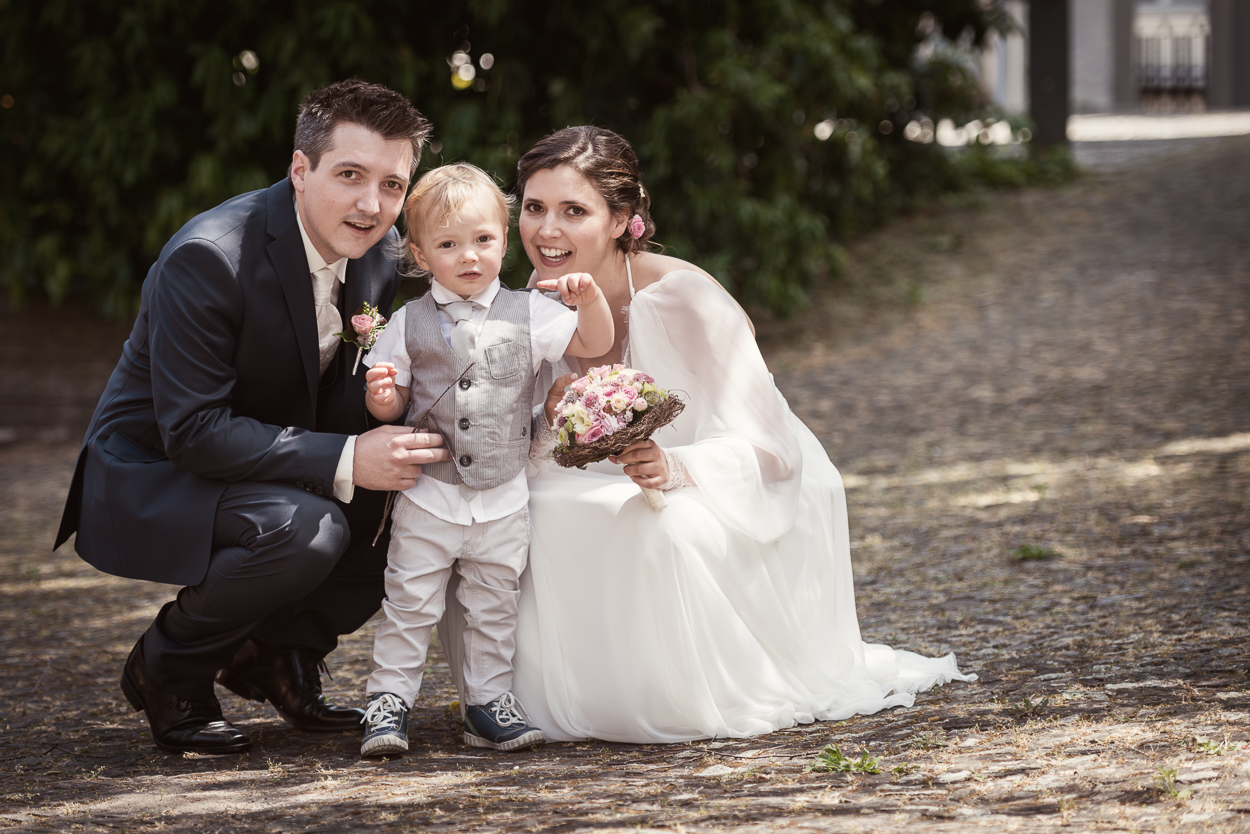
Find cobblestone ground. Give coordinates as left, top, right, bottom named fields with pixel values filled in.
left=1, top=136, right=1247, bottom=833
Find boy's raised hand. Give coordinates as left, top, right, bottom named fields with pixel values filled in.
left=365, top=363, right=399, bottom=407
left=536, top=273, right=601, bottom=307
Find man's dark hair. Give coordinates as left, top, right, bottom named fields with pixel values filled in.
left=292, top=80, right=431, bottom=178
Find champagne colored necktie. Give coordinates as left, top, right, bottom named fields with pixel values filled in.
left=442, top=300, right=479, bottom=363
left=313, top=267, right=342, bottom=374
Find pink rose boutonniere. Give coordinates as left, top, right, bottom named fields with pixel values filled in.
left=335, top=302, right=387, bottom=375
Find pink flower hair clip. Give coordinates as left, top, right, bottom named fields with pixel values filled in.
left=628, top=215, right=646, bottom=240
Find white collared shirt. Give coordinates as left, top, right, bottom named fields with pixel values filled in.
left=294, top=200, right=355, bottom=503
left=294, top=200, right=348, bottom=366
left=363, top=278, right=578, bottom=525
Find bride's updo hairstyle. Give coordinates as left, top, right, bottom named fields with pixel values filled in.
left=517, top=126, right=655, bottom=255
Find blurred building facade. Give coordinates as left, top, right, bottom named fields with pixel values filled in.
left=979, top=0, right=1250, bottom=115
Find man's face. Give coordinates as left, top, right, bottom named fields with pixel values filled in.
left=291, top=122, right=414, bottom=262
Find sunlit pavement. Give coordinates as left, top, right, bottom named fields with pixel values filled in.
left=1, top=131, right=1247, bottom=834
left=1068, top=111, right=1250, bottom=143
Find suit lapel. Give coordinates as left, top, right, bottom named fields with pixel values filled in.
left=342, top=255, right=376, bottom=320
left=265, top=181, right=320, bottom=410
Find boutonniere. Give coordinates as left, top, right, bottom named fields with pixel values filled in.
left=336, top=302, right=387, bottom=375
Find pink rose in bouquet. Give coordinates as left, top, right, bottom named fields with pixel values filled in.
left=550, top=365, right=685, bottom=511
left=551, top=365, right=678, bottom=456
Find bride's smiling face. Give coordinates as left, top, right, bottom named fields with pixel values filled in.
left=520, top=165, right=628, bottom=280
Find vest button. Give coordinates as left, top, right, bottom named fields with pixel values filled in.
left=459, top=378, right=471, bottom=390
left=459, top=418, right=471, bottom=430
left=459, top=454, right=472, bottom=467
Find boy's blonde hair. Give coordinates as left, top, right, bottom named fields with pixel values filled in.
left=400, top=162, right=514, bottom=278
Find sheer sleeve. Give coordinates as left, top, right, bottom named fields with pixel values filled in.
left=628, top=270, right=801, bottom=542
left=528, top=356, right=577, bottom=466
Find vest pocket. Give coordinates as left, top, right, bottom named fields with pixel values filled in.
left=485, top=341, right=526, bottom=379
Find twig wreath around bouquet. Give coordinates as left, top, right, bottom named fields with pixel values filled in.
left=552, top=364, right=685, bottom=511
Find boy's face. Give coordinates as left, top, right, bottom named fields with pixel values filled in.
left=412, top=192, right=508, bottom=299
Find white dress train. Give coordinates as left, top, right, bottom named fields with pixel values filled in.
left=441, top=269, right=974, bottom=742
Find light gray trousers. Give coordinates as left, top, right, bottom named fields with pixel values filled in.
left=366, top=495, right=529, bottom=707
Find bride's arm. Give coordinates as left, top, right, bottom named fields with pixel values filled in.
left=638, top=272, right=798, bottom=477
left=629, top=270, right=802, bottom=539
left=529, top=366, right=577, bottom=460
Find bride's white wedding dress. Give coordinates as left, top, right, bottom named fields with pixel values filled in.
left=444, top=268, right=974, bottom=743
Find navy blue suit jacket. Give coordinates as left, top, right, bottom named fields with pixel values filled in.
left=55, top=180, right=401, bottom=586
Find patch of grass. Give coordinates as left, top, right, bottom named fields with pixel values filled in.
left=1191, top=735, right=1232, bottom=756
left=1153, top=767, right=1192, bottom=800
left=1008, top=694, right=1050, bottom=719
left=806, top=744, right=882, bottom=774
left=731, top=766, right=769, bottom=781
left=1011, top=544, right=1060, bottom=561
left=905, top=730, right=948, bottom=750
left=891, top=763, right=920, bottom=775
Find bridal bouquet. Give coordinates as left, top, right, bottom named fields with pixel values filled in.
left=552, top=364, right=684, bottom=510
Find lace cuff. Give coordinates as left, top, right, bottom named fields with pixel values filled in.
left=530, top=406, right=559, bottom=461
left=661, top=448, right=694, bottom=491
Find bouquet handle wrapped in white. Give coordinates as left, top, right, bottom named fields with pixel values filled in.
left=551, top=364, right=685, bottom=512
left=642, top=484, right=667, bottom=512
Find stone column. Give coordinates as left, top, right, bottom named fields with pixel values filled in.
left=1030, top=0, right=1071, bottom=143
left=1112, top=0, right=1136, bottom=110
left=1209, top=0, right=1250, bottom=108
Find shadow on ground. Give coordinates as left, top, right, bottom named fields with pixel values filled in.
left=2, top=136, right=1249, bottom=833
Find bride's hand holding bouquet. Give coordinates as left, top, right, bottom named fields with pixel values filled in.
left=546, top=364, right=684, bottom=510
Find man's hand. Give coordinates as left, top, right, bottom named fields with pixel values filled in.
left=352, top=426, right=449, bottom=491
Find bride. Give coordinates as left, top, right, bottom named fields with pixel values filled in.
left=446, top=126, right=974, bottom=743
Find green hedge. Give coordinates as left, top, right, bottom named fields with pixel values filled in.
left=1, top=0, right=1026, bottom=316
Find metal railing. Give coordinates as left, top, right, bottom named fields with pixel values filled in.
left=1134, top=14, right=1210, bottom=109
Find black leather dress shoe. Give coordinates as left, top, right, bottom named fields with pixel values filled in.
left=121, top=638, right=252, bottom=754
left=216, top=640, right=364, bottom=732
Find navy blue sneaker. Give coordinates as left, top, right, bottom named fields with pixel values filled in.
left=360, top=693, right=408, bottom=757
left=464, top=692, right=546, bottom=751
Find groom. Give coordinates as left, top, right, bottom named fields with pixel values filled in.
left=54, top=80, right=448, bottom=754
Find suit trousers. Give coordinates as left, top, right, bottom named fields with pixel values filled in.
left=366, top=495, right=529, bottom=708
left=143, top=481, right=387, bottom=700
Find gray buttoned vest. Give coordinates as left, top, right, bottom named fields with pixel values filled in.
left=403, top=289, right=535, bottom=490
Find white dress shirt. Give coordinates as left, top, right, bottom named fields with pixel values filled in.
left=294, top=202, right=356, bottom=503
left=363, top=278, right=578, bottom=525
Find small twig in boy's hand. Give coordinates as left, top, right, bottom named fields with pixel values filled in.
left=410, top=360, right=476, bottom=433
